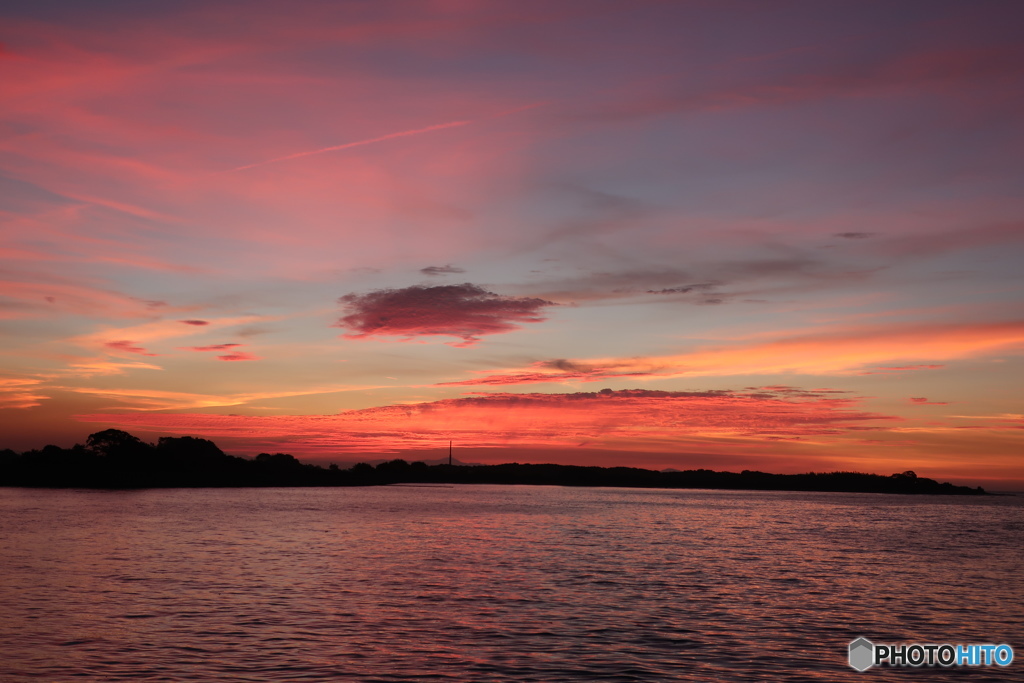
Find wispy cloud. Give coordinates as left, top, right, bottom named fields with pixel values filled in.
left=439, top=320, right=1024, bottom=385
left=217, top=351, right=260, bottom=361
left=76, top=386, right=894, bottom=453
left=0, top=278, right=181, bottom=320
left=180, top=343, right=242, bottom=352
left=858, top=364, right=945, bottom=376
left=64, top=384, right=385, bottom=412
left=177, top=343, right=259, bottom=360
left=3, top=0, right=1022, bottom=482
left=574, top=44, right=1024, bottom=123
left=105, top=340, right=157, bottom=356
left=70, top=316, right=269, bottom=358
left=231, top=120, right=473, bottom=172
left=420, top=264, right=466, bottom=276
left=63, top=359, right=163, bottom=377
left=0, top=378, right=48, bottom=410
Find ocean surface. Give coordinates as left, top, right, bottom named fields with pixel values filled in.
left=0, top=485, right=1021, bottom=682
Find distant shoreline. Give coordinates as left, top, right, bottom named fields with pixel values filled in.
left=0, top=476, right=991, bottom=495
left=1, top=429, right=987, bottom=495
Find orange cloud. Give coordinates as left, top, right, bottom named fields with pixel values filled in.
left=0, top=378, right=48, bottom=410
left=63, top=383, right=382, bottom=411
left=75, top=386, right=894, bottom=454
left=439, top=321, right=1024, bottom=385
left=61, top=358, right=163, bottom=377
left=859, top=364, right=945, bottom=375
left=69, top=315, right=268, bottom=358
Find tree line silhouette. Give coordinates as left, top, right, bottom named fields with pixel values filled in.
left=0, top=428, right=986, bottom=494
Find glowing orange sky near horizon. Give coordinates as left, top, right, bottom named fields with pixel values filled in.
left=2, top=1, right=1023, bottom=487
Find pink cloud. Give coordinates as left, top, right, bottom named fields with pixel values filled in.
left=2, top=1, right=1021, bottom=485
left=231, top=120, right=473, bottom=171
left=181, top=343, right=242, bottom=352
left=909, top=397, right=949, bottom=405
left=584, top=44, right=1024, bottom=122
left=104, top=340, right=157, bottom=356
left=0, top=278, right=177, bottom=320
left=337, top=283, right=555, bottom=346
left=0, top=10, right=545, bottom=283
left=437, top=358, right=652, bottom=387
left=75, top=386, right=895, bottom=456
left=176, top=343, right=257, bottom=360
left=179, top=319, right=209, bottom=326
left=217, top=352, right=260, bottom=361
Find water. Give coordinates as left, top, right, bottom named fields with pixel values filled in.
left=0, top=485, right=1021, bottom=681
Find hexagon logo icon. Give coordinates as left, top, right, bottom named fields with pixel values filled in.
left=849, top=637, right=875, bottom=671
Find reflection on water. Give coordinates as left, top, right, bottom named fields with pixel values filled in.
left=0, top=486, right=1021, bottom=681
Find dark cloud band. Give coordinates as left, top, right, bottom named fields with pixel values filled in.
left=337, top=283, right=555, bottom=346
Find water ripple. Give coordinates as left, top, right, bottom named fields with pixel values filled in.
left=0, top=486, right=1021, bottom=681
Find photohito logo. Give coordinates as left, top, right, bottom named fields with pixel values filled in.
left=848, top=638, right=1014, bottom=671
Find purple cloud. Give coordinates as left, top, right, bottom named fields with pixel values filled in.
left=420, top=264, right=466, bottom=276
left=337, top=283, right=555, bottom=347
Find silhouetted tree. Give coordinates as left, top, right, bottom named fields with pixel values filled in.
left=376, top=458, right=409, bottom=471
left=157, top=436, right=225, bottom=461
left=255, top=452, right=301, bottom=467
left=86, top=429, right=150, bottom=458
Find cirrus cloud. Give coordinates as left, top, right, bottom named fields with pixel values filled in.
left=104, top=340, right=157, bottom=356
left=438, top=320, right=1024, bottom=385
left=0, top=377, right=48, bottom=410
left=217, top=351, right=260, bottom=361
left=178, top=342, right=258, bottom=361
left=180, top=343, right=242, bottom=352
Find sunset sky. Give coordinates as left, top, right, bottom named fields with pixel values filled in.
left=2, top=0, right=1022, bottom=486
